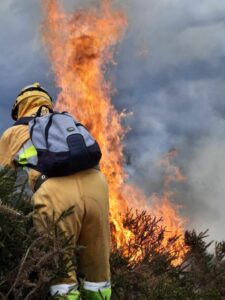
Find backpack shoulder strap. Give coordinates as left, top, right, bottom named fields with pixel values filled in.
left=13, top=117, right=34, bottom=126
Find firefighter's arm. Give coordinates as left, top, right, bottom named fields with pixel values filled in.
left=0, top=126, right=30, bottom=170
left=0, top=132, right=15, bottom=168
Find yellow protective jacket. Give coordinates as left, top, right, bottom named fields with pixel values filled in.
left=0, top=100, right=111, bottom=286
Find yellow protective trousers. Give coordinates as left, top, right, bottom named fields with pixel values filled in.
left=32, top=169, right=111, bottom=284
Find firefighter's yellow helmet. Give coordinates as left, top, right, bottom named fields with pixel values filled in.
left=11, top=82, right=53, bottom=120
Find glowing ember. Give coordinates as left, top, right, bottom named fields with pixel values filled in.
left=42, top=0, right=187, bottom=263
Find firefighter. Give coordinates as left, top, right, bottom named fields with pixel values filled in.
left=0, top=83, right=111, bottom=300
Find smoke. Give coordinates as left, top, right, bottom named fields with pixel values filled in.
left=1, top=0, right=225, bottom=241
left=186, top=131, right=225, bottom=242
left=113, top=0, right=225, bottom=240
left=0, top=0, right=56, bottom=131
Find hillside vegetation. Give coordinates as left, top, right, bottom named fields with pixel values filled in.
left=0, top=168, right=225, bottom=300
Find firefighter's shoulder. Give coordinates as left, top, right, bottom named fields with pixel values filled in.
left=0, top=125, right=30, bottom=157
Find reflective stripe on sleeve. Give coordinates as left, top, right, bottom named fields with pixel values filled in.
left=18, top=145, right=37, bottom=165
left=15, top=139, right=38, bottom=168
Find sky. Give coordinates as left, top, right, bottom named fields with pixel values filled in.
left=1, top=0, right=225, bottom=243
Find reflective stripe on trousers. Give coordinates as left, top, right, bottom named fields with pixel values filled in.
left=50, top=281, right=111, bottom=299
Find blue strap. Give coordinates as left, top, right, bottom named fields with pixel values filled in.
left=13, top=117, right=34, bottom=126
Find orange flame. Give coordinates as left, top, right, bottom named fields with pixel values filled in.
left=151, top=150, right=187, bottom=263
left=42, top=0, right=188, bottom=263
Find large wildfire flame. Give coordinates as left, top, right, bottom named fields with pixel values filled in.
left=42, top=0, right=187, bottom=264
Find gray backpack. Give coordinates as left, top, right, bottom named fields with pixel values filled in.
left=14, top=107, right=102, bottom=177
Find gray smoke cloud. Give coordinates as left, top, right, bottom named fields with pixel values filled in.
left=114, top=0, right=225, bottom=242
left=1, top=0, right=225, bottom=242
